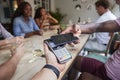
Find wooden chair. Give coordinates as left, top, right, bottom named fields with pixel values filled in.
left=84, top=33, right=118, bottom=56
left=108, top=33, right=120, bottom=54
left=85, top=33, right=120, bottom=63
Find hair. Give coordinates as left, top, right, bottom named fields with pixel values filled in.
left=95, top=0, right=110, bottom=9
left=34, top=7, right=45, bottom=19
left=11, top=1, right=31, bottom=29
left=13, top=1, right=31, bottom=19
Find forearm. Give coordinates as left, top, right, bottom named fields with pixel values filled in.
left=80, top=23, right=97, bottom=34
left=0, top=40, right=8, bottom=46
left=80, top=20, right=120, bottom=34
left=25, top=32, right=35, bottom=38
left=32, top=68, right=57, bottom=80
left=0, top=55, right=20, bottom=80
left=35, top=19, right=43, bottom=29
left=25, top=31, right=41, bottom=38
left=49, top=17, right=58, bottom=24
left=96, top=20, right=120, bottom=32
left=25, top=31, right=38, bottom=38
left=40, top=20, right=46, bottom=28
left=0, top=38, right=14, bottom=46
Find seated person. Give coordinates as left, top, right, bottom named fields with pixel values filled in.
left=0, top=23, right=24, bottom=80
left=62, top=12, right=120, bottom=80
left=34, top=7, right=59, bottom=30
left=84, top=0, right=116, bottom=51
left=0, top=22, right=24, bottom=46
left=0, top=22, right=65, bottom=80
left=13, top=1, right=43, bottom=38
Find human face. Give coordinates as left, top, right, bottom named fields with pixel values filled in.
left=96, top=6, right=105, bottom=16
left=23, top=4, right=32, bottom=17
left=115, top=0, right=120, bottom=5
left=40, top=8, right=47, bottom=16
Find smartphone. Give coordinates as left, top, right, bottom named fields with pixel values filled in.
left=51, top=33, right=79, bottom=46
left=44, top=39, right=72, bottom=64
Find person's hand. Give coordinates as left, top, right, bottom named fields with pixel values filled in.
left=47, top=13, right=52, bottom=19
left=39, top=29, right=43, bottom=35
left=62, top=24, right=81, bottom=37
left=44, top=44, right=66, bottom=72
left=61, top=24, right=81, bottom=45
left=11, top=43, right=24, bottom=59
left=34, top=30, right=43, bottom=36
left=8, top=36, right=24, bottom=44
left=43, top=14, right=48, bottom=20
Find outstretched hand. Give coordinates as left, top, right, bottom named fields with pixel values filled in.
left=10, top=42, right=24, bottom=60
left=61, top=24, right=81, bottom=45
left=44, top=44, right=66, bottom=72
left=61, top=24, right=81, bottom=37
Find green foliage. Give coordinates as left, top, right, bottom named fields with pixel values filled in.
left=49, top=8, right=66, bottom=24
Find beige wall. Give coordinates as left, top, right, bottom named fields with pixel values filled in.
left=0, top=0, right=119, bottom=23
left=55, top=0, right=120, bottom=24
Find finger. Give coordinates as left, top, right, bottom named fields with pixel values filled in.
left=44, top=43, right=49, bottom=51
left=72, top=24, right=80, bottom=33
left=43, top=43, right=52, bottom=55
left=73, top=40, right=80, bottom=44
left=61, top=27, right=71, bottom=34
left=17, top=42, right=24, bottom=48
left=68, top=42, right=75, bottom=47
left=43, top=43, right=57, bottom=57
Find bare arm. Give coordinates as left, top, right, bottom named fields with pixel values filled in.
left=47, top=13, right=58, bottom=24
left=32, top=68, right=57, bottom=80
left=32, top=44, right=65, bottom=80
left=49, top=16, right=58, bottom=24
left=81, top=20, right=120, bottom=34
left=0, top=39, right=8, bottom=46
left=0, top=36, right=24, bottom=46
left=0, top=43, right=24, bottom=80
left=35, top=19, right=45, bottom=29
left=25, top=30, right=43, bottom=38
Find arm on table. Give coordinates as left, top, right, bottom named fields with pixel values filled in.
left=0, top=36, right=24, bottom=47
left=32, top=44, right=66, bottom=80
left=0, top=43, right=24, bottom=80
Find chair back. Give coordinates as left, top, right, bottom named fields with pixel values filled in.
left=107, top=33, right=120, bottom=54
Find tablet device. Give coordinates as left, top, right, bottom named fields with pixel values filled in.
left=51, top=33, right=78, bottom=46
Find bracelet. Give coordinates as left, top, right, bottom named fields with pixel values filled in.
left=43, top=64, right=60, bottom=78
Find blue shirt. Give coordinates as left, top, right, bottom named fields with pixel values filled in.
left=13, top=16, right=40, bottom=36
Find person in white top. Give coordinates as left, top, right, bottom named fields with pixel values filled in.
left=84, top=0, right=117, bottom=51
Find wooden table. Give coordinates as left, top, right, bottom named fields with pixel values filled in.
left=0, top=30, right=89, bottom=80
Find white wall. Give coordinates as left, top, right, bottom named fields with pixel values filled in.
left=55, top=0, right=120, bottom=24
left=112, top=5, right=120, bottom=17
left=0, top=0, right=119, bottom=23
left=50, top=0, right=55, bottom=12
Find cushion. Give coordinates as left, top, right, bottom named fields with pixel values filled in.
left=86, top=53, right=108, bottom=63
